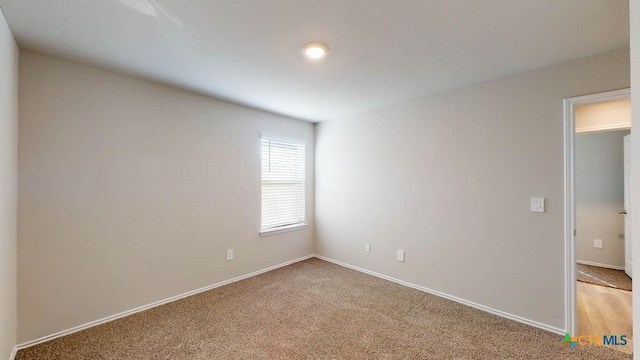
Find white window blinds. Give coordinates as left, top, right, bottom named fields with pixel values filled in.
left=261, top=137, right=306, bottom=233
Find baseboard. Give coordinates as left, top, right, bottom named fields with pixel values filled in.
left=15, top=253, right=564, bottom=352
left=577, top=260, right=625, bottom=271
left=314, top=255, right=565, bottom=336
left=7, top=346, right=17, bottom=360
left=15, top=254, right=315, bottom=351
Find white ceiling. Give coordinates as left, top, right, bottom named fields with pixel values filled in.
left=0, top=0, right=629, bottom=122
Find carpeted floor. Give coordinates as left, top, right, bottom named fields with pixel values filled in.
left=17, top=258, right=631, bottom=359
left=577, top=263, right=632, bottom=291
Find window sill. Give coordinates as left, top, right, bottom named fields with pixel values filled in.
left=259, top=223, right=308, bottom=237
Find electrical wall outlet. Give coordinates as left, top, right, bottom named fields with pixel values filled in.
left=397, top=249, right=405, bottom=262
left=365, top=244, right=371, bottom=253
left=594, top=239, right=603, bottom=249
left=226, top=249, right=234, bottom=261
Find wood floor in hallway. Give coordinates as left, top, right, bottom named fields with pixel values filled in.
left=578, top=281, right=633, bottom=354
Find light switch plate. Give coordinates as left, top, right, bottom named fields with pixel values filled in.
left=530, top=197, right=545, bottom=213
left=594, top=239, right=603, bottom=249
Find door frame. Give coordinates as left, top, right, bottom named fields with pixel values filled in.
left=563, top=88, right=631, bottom=335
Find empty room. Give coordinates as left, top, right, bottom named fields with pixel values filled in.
left=1, top=1, right=640, bottom=359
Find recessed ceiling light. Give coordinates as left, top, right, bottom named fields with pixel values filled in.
left=302, top=42, right=329, bottom=60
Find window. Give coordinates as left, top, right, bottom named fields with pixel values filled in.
left=260, top=137, right=306, bottom=235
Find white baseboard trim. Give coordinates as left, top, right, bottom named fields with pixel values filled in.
left=314, top=255, right=565, bottom=336
left=577, top=260, right=625, bottom=271
left=7, top=346, right=17, bottom=360
left=15, top=254, right=315, bottom=351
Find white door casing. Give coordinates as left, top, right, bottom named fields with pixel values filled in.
left=563, top=88, right=630, bottom=336
left=624, top=134, right=632, bottom=278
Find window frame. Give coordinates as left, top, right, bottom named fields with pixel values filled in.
left=259, top=135, right=307, bottom=237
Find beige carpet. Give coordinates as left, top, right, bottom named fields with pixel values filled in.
left=17, top=258, right=631, bottom=359
left=577, top=263, right=632, bottom=291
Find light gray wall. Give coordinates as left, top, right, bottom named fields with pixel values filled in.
left=315, top=48, right=629, bottom=331
left=630, top=2, right=640, bottom=357
left=576, top=130, right=629, bottom=268
left=18, top=51, right=315, bottom=343
left=0, top=8, right=18, bottom=360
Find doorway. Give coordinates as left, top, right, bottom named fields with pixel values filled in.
left=564, top=88, right=632, bottom=353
